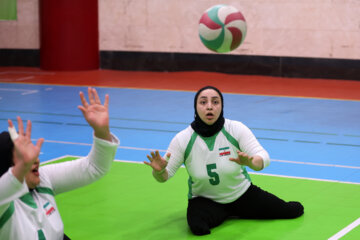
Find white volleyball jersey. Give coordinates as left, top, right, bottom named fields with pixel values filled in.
left=166, top=119, right=270, bottom=204
left=0, top=134, right=119, bottom=240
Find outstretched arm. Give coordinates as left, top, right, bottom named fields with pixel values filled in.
left=229, top=150, right=264, bottom=171
left=42, top=87, right=119, bottom=194
left=229, top=121, right=270, bottom=171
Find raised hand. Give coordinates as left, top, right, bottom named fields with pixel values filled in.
left=144, top=150, right=170, bottom=173
left=78, top=87, right=111, bottom=141
left=9, top=117, right=44, bottom=182
left=229, top=150, right=253, bottom=166
left=229, top=150, right=264, bottom=171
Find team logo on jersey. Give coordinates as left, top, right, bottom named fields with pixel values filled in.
left=219, top=147, right=231, bottom=157
left=43, top=201, right=56, bottom=216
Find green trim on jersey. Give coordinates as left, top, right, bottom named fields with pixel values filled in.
left=242, top=166, right=251, bottom=181
left=221, top=128, right=241, bottom=150
left=184, top=132, right=198, bottom=161
left=36, top=187, right=55, bottom=196
left=0, top=202, right=14, bottom=228
left=221, top=128, right=251, bottom=181
left=187, top=176, right=193, bottom=199
left=20, top=193, right=37, bottom=209
left=38, top=229, right=46, bottom=240
left=199, top=132, right=220, bottom=151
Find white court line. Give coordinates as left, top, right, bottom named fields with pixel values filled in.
left=15, top=76, right=35, bottom=81
left=0, top=71, right=55, bottom=75
left=247, top=171, right=360, bottom=185
left=21, top=90, right=38, bottom=95
left=39, top=153, right=360, bottom=185
left=41, top=139, right=360, bottom=170
left=271, top=159, right=360, bottom=170
left=0, top=87, right=39, bottom=95
left=1, top=76, right=35, bottom=82
left=44, top=139, right=161, bottom=152
left=40, top=155, right=83, bottom=165
left=328, top=218, right=360, bottom=240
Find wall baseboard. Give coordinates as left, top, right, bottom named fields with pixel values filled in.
left=0, top=49, right=40, bottom=67
left=100, top=51, right=360, bottom=81
left=1, top=49, right=359, bottom=81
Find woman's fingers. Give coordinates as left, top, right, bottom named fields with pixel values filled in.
left=8, top=119, right=13, bottom=128
left=104, top=94, right=109, bottom=109
left=36, top=138, right=45, bottom=149
left=80, top=87, right=108, bottom=107
left=155, top=150, right=161, bottom=159
left=25, top=120, right=32, bottom=139
left=93, top=88, right=101, bottom=104
left=148, top=150, right=166, bottom=164
left=79, top=91, right=89, bottom=108
left=146, top=155, right=153, bottom=162
left=17, top=116, right=24, bottom=136
left=88, top=87, right=95, bottom=105
left=165, top=152, right=171, bottom=161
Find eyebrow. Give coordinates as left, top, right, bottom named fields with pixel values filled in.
left=199, top=96, right=220, bottom=99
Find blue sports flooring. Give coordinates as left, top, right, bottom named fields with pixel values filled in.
left=0, top=83, right=359, bottom=184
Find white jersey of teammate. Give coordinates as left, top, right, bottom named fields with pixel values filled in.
left=0, top=134, right=119, bottom=240
left=166, top=119, right=270, bottom=204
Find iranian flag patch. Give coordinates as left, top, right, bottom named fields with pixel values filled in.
left=219, top=147, right=231, bottom=157
left=43, top=201, right=56, bottom=216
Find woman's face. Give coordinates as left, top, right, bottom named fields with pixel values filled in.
left=196, top=89, right=222, bottom=125
left=12, top=148, right=40, bottom=190
left=25, top=158, right=40, bottom=189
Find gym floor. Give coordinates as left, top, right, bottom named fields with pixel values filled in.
left=0, top=67, right=359, bottom=239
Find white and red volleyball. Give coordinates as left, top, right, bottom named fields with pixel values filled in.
left=199, top=5, right=247, bottom=53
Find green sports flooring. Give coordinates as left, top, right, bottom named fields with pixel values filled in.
left=48, top=157, right=360, bottom=240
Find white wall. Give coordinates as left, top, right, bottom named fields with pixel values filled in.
left=0, top=0, right=39, bottom=49
left=1, top=0, right=360, bottom=59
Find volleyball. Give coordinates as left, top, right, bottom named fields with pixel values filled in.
left=198, top=5, right=247, bottom=53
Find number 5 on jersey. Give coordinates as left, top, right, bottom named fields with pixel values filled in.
left=206, top=163, right=220, bottom=185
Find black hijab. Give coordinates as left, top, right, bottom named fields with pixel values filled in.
left=0, top=131, right=14, bottom=177
left=191, top=86, right=225, bottom=137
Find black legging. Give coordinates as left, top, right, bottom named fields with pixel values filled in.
left=187, top=184, right=304, bottom=235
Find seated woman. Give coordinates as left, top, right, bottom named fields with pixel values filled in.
left=144, top=86, right=304, bottom=235
left=0, top=87, right=119, bottom=240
